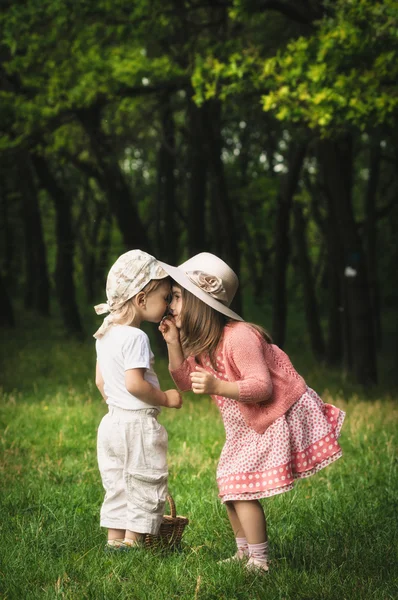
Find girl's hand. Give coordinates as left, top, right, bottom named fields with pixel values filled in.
left=158, top=317, right=180, bottom=345
left=164, top=389, right=183, bottom=409
left=190, top=366, right=220, bottom=395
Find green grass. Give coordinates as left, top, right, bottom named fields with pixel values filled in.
left=0, top=313, right=397, bottom=599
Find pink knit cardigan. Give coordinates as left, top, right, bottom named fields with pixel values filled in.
left=169, top=321, right=307, bottom=434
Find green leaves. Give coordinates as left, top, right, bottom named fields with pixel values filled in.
left=259, top=1, right=398, bottom=132
left=191, top=0, right=398, bottom=134
left=2, top=0, right=397, bottom=149
left=0, top=0, right=186, bottom=149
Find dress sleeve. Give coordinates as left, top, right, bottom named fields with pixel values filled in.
left=122, top=330, right=152, bottom=371
left=169, top=356, right=197, bottom=392
left=225, top=326, right=273, bottom=403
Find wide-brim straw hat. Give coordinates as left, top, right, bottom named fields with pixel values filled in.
left=158, top=252, right=243, bottom=321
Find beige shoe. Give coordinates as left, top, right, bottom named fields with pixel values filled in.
left=217, top=550, right=249, bottom=564
left=245, top=556, right=269, bottom=573
left=105, top=540, right=131, bottom=553
left=123, top=539, right=144, bottom=548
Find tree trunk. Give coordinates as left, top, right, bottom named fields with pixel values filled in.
left=326, top=264, right=343, bottom=366
left=272, top=142, right=307, bottom=347
left=293, top=201, right=325, bottom=360
left=204, top=100, right=242, bottom=315
left=364, top=139, right=382, bottom=347
left=305, top=171, right=343, bottom=365
left=32, top=155, right=83, bottom=336
left=76, top=105, right=150, bottom=251
left=18, top=155, right=50, bottom=315
left=238, top=121, right=269, bottom=301
left=187, top=97, right=207, bottom=257
left=0, top=191, right=13, bottom=276
left=96, top=210, right=112, bottom=295
left=76, top=192, right=107, bottom=304
left=325, top=214, right=344, bottom=366
left=208, top=177, right=224, bottom=258
left=157, top=94, right=178, bottom=264
left=0, top=271, right=15, bottom=327
left=319, top=137, right=377, bottom=385
left=320, top=141, right=354, bottom=374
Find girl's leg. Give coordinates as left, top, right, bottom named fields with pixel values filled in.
left=232, top=500, right=267, bottom=544
left=225, top=501, right=246, bottom=538
left=219, top=502, right=249, bottom=562
left=232, top=500, right=269, bottom=572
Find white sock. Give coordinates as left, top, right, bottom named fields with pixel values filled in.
left=236, top=537, right=249, bottom=555
left=248, top=541, right=269, bottom=563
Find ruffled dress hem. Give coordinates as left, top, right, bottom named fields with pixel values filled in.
left=217, top=392, right=345, bottom=503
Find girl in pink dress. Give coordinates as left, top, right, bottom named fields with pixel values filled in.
left=159, top=252, right=345, bottom=574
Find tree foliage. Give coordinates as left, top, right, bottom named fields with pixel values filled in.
left=0, top=0, right=397, bottom=384
left=193, top=0, right=398, bottom=133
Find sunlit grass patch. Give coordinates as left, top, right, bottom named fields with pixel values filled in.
left=1, top=316, right=397, bottom=599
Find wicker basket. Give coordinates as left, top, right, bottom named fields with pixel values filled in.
left=144, top=493, right=189, bottom=550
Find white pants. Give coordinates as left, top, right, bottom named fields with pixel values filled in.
left=97, top=406, right=168, bottom=535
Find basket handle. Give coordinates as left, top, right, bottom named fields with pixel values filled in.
left=166, top=493, right=176, bottom=518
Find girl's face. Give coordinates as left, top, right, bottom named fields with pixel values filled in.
left=169, top=286, right=183, bottom=328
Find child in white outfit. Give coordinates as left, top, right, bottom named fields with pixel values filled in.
left=94, top=250, right=182, bottom=550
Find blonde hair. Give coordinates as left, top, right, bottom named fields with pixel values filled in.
left=96, top=278, right=170, bottom=337
left=178, top=287, right=272, bottom=369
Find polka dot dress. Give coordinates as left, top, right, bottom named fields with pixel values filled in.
left=202, top=354, right=346, bottom=503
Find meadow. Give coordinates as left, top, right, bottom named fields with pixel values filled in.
left=0, top=313, right=397, bottom=600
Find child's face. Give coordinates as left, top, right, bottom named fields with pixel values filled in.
left=144, top=281, right=171, bottom=323
left=169, top=286, right=183, bottom=329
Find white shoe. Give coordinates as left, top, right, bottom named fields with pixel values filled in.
left=246, top=556, right=269, bottom=573
left=217, top=550, right=249, bottom=564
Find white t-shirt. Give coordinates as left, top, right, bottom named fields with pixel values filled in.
left=96, top=325, right=161, bottom=411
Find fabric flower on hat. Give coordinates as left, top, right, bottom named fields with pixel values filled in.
left=186, top=270, right=228, bottom=304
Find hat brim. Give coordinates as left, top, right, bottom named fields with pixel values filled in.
left=158, top=261, right=244, bottom=321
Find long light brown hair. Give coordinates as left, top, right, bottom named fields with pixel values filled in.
left=178, top=287, right=272, bottom=370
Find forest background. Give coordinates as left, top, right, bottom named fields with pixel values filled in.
left=1, top=0, right=398, bottom=388
left=0, top=2, right=398, bottom=599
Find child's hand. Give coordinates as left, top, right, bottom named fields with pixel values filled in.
left=164, top=389, right=183, bottom=409
left=190, top=366, right=220, bottom=395
left=159, top=317, right=180, bottom=345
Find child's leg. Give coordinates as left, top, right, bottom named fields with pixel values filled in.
left=108, top=529, right=126, bottom=541
left=106, top=529, right=127, bottom=549
left=232, top=500, right=269, bottom=572
left=232, top=500, right=267, bottom=544
left=225, top=501, right=246, bottom=538
left=124, top=530, right=144, bottom=545
left=107, top=529, right=143, bottom=549
left=97, top=411, right=131, bottom=548
left=124, top=411, right=168, bottom=538
left=218, top=502, right=249, bottom=562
